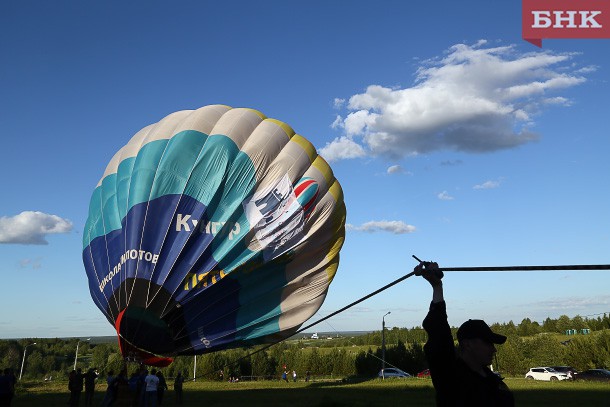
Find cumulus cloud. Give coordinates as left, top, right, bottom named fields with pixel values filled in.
left=473, top=180, right=501, bottom=189
left=0, top=211, right=73, bottom=245
left=346, top=220, right=416, bottom=234
left=438, top=191, right=455, bottom=200
left=322, top=41, right=588, bottom=161
left=318, top=136, right=366, bottom=162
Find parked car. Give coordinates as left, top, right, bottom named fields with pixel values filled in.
left=378, top=368, right=411, bottom=378
left=550, top=366, right=577, bottom=379
left=525, top=367, right=569, bottom=381
left=417, top=369, right=430, bottom=378
left=572, top=369, right=610, bottom=382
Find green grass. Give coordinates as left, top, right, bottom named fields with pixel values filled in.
left=11, top=377, right=610, bottom=406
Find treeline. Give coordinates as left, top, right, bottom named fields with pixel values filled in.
left=317, top=313, right=610, bottom=349
left=3, top=313, right=609, bottom=380
left=9, top=331, right=609, bottom=381
left=495, top=330, right=610, bottom=375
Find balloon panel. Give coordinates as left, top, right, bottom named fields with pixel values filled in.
left=83, top=105, right=345, bottom=359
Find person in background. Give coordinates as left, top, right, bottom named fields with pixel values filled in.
left=84, top=368, right=98, bottom=406
left=115, top=369, right=130, bottom=406
left=173, top=372, right=184, bottom=405
left=100, top=370, right=117, bottom=407
left=68, top=368, right=84, bottom=407
left=416, top=261, right=514, bottom=406
left=144, top=369, right=159, bottom=407
left=156, top=371, right=168, bottom=405
left=133, top=367, right=147, bottom=407
left=0, top=368, right=14, bottom=406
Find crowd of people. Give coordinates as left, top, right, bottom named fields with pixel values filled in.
left=65, top=366, right=185, bottom=406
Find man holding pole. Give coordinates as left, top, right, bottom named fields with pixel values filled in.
left=416, top=261, right=514, bottom=406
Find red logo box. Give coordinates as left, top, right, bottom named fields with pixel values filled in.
left=523, top=0, right=610, bottom=46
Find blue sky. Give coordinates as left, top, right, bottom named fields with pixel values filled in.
left=1, top=1, right=608, bottom=339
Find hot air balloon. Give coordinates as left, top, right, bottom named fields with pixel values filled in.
left=83, top=105, right=346, bottom=366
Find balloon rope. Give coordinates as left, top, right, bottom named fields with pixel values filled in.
left=195, top=261, right=610, bottom=379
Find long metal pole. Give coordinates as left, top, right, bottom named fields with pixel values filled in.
left=74, top=341, right=80, bottom=371
left=439, top=264, right=610, bottom=272
left=381, top=311, right=390, bottom=379
left=19, top=343, right=36, bottom=380
left=381, top=318, right=385, bottom=378
left=19, top=348, right=27, bottom=380
left=74, top=338, right=90, bottom=371
left=193, top=355, right=197, bottom=382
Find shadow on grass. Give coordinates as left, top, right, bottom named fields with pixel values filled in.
left=176, top=384, right=436, bottom=407
left=11, top=380, right=610, bottom=407
left=12, top=382, right=436, bottom=407
left=513, top=387, right=610, bottom=406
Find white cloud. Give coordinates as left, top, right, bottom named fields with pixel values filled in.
left=0, top=211, right=73, bottom=245
left=473, top=180, right=501, bottom=190
left=438, top=191, right=454, bottom=200
left=346, top=220, right=416, bottom=234
left=318, top=136, right=366, bottom=162
left=387, top=165, right=411, bottom=175
left=328, top=41, right=588, bottom=160
left=333, top=98, right=346, bottom=109
left=575, top=65, right=597, bottom=74
left=343, top=110, right=378, bottom=136
left=331, top=115, right=344, bottom=130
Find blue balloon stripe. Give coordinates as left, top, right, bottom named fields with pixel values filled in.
left=127, top=139, right=168, bottom=209
left=83, top=187, right=104, bottom=248
left=148, top=130, right=209, bottom=200
left=116, top=157, right=136, bottom=223
left=183, top=135, right=237, bottom=205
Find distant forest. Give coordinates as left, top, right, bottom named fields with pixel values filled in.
left=2, top=312, right=609, bottom=380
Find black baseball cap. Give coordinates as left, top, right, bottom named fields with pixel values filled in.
left=457, top=319, right=506, bottom=344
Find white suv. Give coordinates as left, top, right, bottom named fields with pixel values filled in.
left=525, top=367, right=569, bottom=381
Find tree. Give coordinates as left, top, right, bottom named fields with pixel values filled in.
left=556, top=315, right=572, bottom=334
left=542, top=317, right=557, bottom=333
left=517, top=318, right=541, bottom=336
left=24, top=351, right=43, bottom=379
left=496, top=337, right=526, bottom=376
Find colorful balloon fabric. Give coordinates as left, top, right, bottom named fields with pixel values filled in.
left=83, top=105, right=346, bottom=365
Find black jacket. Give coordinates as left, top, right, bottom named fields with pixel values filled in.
left=422, top=301, right=514, bottom=407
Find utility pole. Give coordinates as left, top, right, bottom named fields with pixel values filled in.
left=19, top=343, right=36, bottom=380
left=381, top=311, right=390, bottom=379
left=74, top=338, right=90, bottom=370
left=193, top=355, right=197, bottom=381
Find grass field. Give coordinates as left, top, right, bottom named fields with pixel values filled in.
left=11, top=377, right=610, bottom=406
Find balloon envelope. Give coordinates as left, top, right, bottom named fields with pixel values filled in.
left=83, top=105, right=345, bottom=364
